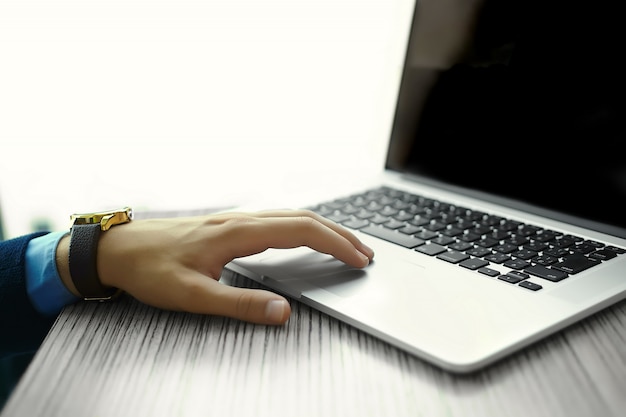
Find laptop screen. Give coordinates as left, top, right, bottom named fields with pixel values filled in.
left=386, top=1, right=626, bottom=238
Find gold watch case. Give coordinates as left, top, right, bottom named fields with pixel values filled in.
left=70, top=207, right=133, bottom=230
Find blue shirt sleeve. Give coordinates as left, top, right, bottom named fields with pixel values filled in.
left=25, top=231, right=80, bottom=317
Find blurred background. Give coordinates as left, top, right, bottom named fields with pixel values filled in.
left=0, top=0, right=413, bottom=239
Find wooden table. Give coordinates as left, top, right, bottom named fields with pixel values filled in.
left=2, top=270, right=625, bottom=417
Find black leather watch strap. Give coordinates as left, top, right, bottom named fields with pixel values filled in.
left=69, top=223, right=118, bottom=300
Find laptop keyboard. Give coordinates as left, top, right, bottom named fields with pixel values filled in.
left=309, top=186, right=625, bottom=291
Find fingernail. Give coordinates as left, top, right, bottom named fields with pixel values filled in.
left=265, top=299, right=288, bottom=323
left=357, top=251, right=370, bottom=266
left=363, top=244, right=375, bottom=258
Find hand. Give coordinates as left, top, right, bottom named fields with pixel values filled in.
left=57, top=210, right=374, bottom=325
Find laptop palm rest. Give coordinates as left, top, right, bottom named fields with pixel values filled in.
left=228, top=241, right=578, bottom=372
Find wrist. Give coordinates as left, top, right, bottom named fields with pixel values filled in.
left=95, top=224, right=128, bottom=290
left=57, top=225, right=124, bottom=296
left=67, top=207, right=132, bottom=300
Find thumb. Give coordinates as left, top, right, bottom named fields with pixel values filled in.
left=181, top=274, right=292, bottom=325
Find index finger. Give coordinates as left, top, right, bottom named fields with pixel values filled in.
left=253, top=209, right=375, bottom=259
left=220, top=211, right=374, bottom=267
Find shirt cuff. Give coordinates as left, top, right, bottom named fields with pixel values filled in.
left=25, top=231, right=80, bottom=317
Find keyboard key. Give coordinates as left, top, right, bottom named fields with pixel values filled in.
left=431, top=235, right=456, bottom=246
left=360, top=225, right=425, bottom=249
left=544, top=247, right=570, bottom=258
left=532, top=255, right=558, bottom=266
left=553, top=237, right=576, bottom=248
left=570, top=242, right=597, bottom=255
left=394, top=212, right=415, bottom=222
left=506, top=235, right=529, bottom=246
left=410, top=217, right=430, bottom=227
left=415, top=230, right=439, bottom=240
left=551, top=254, right=600, bottom=274
left=416, top=243, right=447, bottom=256
left=524, top=241, right=549, bottom=252
left=472, top=225, right=492, bottom=235
left=383, top=219, right=406, bottom=229
left=379, top=206, right=399, bottom=216
left=511, top=249, right=538, bottom=260
left=459, top=258, right=489, bottom=270
left=370, top=214, right=391, bottom=224
left=484, top=252, right=511, bottom=264
left=475, top=237, right=499, bottom=248
left=506, top=270, right=530, bottom=281
left=605, top=245, right=625, bottom=254
left=441, top=227, right=463, bottom=237
left=535, top=230, right=559, bottom=242
left=355, top=209, right=376, bottom=219
left=519, top=281, right=543, bottom=291
left=502, top=220, right=524, bottom=231
left=503, top=259, right=531, bottom=270
left=478, top=267, right=500, bottom=277
left=493, top=243, right=518, bottom=254
left=466, top=246, right=492, bottom=257
left=398, top=225, right=421, bottom=235
left=342, top=205, right=360, bottom=215
left=459, top=232, right=481, bottom=242
left=516, top=224, right=541, bottom=236
left=449, top=241, right=474, bottom=251
left=589, top=249, right=618, bottom=261
left=524, top=265, right=568, bottom=282
left=487, top=229, right=512, bottom=240
left=424, top=221, right=447, bottom=232
left=498, top=273, right=524, bottom=284
left=437, top=250, right=470, bottom=264
left=586, top=240, right=606, bottom=249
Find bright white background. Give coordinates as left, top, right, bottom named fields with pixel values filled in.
left=0, top=0, right=414, bottom=238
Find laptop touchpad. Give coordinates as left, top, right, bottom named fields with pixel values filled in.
left=255, top=247, right=430, bottom=299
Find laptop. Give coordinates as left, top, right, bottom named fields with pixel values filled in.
left=227, top=0, right=626, bottom=372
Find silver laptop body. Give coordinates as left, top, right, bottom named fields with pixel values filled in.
left=228, top=0, right=626, bottom=372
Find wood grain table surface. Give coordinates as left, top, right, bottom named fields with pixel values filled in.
left=2, top=271, right=625, bottom=417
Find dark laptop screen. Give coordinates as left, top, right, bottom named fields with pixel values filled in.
left=386, top=1, right=626, bottom=237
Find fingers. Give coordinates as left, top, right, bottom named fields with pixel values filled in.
left=255, top=209, right=375, bottom=259
left=219, top=209, right=375, bottom=267
left=178, top=271, right=291, bottom=325
left=184, top=210, right=372, bottom=323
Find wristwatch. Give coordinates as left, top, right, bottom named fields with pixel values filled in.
left=68, top=207, right=133, bottom=301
